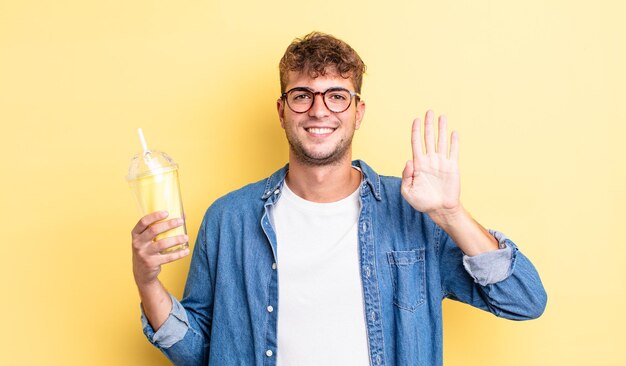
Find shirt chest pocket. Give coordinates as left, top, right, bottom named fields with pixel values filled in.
left=387, top=248, right=426, bottom=311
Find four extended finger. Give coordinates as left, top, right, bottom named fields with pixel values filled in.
left=411, top=117, right=423, bottom=162
left=437, top=115, right=448, bottom=157
left=450, top=130, right=459, bottom=162
left=424, top=110, right=436, bottom=154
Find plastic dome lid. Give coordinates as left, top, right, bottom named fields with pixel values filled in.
left=127, top=150, right=178, bottom=180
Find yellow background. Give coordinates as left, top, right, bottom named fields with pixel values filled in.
left=1, top=1, right=624, bottom=365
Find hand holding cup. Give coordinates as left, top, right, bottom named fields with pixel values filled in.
left=131, top=211, right=190, bottom=287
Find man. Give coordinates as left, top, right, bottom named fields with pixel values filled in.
left=131, top=32, right=547, bottom=365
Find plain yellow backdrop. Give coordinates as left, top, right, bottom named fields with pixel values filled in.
left=1, top=1, right=624, bottom=365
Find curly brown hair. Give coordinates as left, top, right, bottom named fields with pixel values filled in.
left=279, top=32, right=366, bottom=94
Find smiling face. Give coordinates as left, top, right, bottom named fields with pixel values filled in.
left=277, top=70, right=366, bottom=167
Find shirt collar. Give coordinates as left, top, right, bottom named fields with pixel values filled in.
left=261, top=159, right=382, bottom=201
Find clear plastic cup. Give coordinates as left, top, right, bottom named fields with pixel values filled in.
left=127, top=150, right=188, bottom=253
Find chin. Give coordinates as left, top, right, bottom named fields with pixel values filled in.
left=294, top=148, right=350, bottom=167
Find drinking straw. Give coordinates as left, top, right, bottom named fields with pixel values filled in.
left=137, top=128, right=150, bottom=154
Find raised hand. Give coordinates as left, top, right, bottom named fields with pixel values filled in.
left=401, top=110, right=461, bottom=217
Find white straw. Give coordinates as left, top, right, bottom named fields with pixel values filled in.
left=137, top=128, right=150, bottom=154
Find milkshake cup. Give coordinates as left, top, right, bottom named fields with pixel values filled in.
left=127, top=129, right=188, bottom=253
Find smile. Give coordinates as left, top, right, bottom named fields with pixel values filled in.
left=305, top=127, right=336, bottom=135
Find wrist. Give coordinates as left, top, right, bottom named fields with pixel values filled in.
left=428, top=204, right=468, bottom=229
left=429, top=205, right=500, bottom=256
left=134, top=273, right=161, bottom=293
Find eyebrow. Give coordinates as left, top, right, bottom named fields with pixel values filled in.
left=289, top=86, right=349, bottom=93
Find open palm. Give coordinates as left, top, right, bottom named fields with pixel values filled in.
left=401, top=111, right=461, bottom=214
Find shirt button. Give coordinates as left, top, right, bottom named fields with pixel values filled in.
left=266, top=350, right=273, bottom=357
left=363, top=266, right=371, bottom=278
left=274, top=189, right=280, bottom=194
left=267, top=305, right=274, bottom=313
left=370, top=311, right=377, bottom=321
left=375, top=354, right=382, bottom=364
left=361, top=222, right=368, bottom=232
left=272, top=263, right=277, bottom=270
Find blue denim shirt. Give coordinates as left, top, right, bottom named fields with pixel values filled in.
left=142, top=160, right=547, bottom=366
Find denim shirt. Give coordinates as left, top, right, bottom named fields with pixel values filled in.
left=141, top=160, right=547, bottom=366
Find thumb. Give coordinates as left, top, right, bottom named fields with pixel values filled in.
left=402, top=160, right=414, bottom=182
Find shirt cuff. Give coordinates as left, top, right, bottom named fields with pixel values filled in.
left=462, top=229, right=515, bottom=286
left=140, top=292, right=189, bottom=349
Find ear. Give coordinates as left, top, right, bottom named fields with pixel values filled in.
left=354, top=99, right=366, bottom=130
left=277, top=98, right=286, bottom=129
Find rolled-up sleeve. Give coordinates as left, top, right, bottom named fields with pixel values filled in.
left=141, top=293, right=189, bottom=349
left=462, top=229, right=515, bottom=286
left=438, top=225, right=546, bottom=320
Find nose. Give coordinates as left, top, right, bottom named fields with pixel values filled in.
left=307, top=93, right=331, bottom=118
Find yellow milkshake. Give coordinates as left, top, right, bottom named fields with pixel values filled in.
left=127, top=133, right=188, bottom=254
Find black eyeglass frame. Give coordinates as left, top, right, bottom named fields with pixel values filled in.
left=280, top=87, right=361, bottom=114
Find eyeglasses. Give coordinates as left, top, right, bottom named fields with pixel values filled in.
left=281, top=87, right=361, bottom=113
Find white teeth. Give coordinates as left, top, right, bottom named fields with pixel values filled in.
left=307, top=127, right=334, bottom=134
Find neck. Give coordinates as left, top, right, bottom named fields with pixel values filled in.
left=286, top=153, right=361, bottom=203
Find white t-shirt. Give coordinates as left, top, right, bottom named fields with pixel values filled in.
left=270, top=181, right=370, bottom=366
